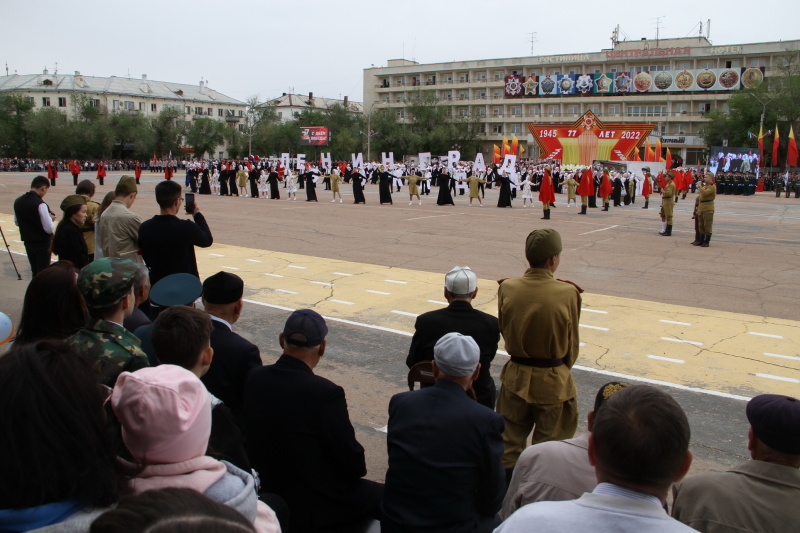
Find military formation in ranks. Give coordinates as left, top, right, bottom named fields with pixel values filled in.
left=764, top=171, right=800, bottom=198
left=713, top=172, right=759, bottom=196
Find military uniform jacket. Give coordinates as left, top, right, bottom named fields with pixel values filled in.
left=661, top=182, right=676, bottom=201
left=67, top=319, right=149, bottom=387
left=697, top=184, right=716, bottom=213
left=498, top=268, right=581, bottom=403
left=98, top=201, right=143, bottom=264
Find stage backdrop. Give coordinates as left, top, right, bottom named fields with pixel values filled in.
left=527, top=111, right=654, bottom=166
left=709, top=147, right=760, bottom=176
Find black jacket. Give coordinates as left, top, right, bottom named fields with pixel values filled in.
left=137, top=213, right=213, bottom=285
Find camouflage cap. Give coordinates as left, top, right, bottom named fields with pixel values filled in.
left=116, top=175, right=138, bottom=195
left=78, top=257, right=138, bottom=309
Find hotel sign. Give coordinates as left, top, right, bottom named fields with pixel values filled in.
left=605, top=47, right=692, bottom=59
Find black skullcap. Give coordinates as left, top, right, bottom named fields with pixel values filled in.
left=203, top=271, right=244, bottom=305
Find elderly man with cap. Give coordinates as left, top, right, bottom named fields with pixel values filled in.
left=671, top=394, right=800, bottom=532
left=496, top=229, right=582, bottom=478
left=382, top=332, right=505, bottom=533
left=244, top=309, right=383, bottom=533
left=67, top=257, right=149, bottom=387
left=502, top=382, right=631, bottom=519
left=98, top=175, right=143, bottom=264
left=407, top=266, right=500, bottom=408
left=201, top=271, right=262, bottom=423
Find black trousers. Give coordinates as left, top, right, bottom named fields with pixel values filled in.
left=24, top=240, right=51, bottom=277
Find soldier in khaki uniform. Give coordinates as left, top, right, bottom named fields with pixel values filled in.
left=67, top=257, right=149, bottom=387
left=496, top=229, right=582, bottom=474
left=694, top=173, right=716, bottom=248
left=659, top=172, right=677, bottom=236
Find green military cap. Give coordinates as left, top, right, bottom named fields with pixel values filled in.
left=525, top=228, right=562, bottom=266
left=117, top=175, right=138, bottom=195
left=150, top=273, right=203, bottom=307
left=78, top=257, right=138, bottom=309
left=59, top=194, right=86, bottom=212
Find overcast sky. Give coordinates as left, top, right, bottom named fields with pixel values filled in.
left=4, top=0, right=799, bottom=104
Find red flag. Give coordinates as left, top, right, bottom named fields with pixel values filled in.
left=493, top=145, right=501, bottom=164
left=633, top=149, right=642, bottom=162
left=656, top=138, right=665, bottom=162
left=152, top=152, right=157, bottom=165
left=645, top=139, right=653, bottom=162
left=665, top=148, right=672, bottom=170
left=757, top=125, right=764, bottom=165
left=511, top=136, right=519, bottom=157
left=502, top=136, right=511, bottom=158
left=773, top=124, right=780, bottom=166
left=788, top=125, right=798, bottom=167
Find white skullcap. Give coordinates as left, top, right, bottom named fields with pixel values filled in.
left=444, top=266, right=477, bottom=295
left=434, top=332, right=479, bottom=377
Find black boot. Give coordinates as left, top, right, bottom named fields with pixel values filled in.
left=541, top=209, right=550, bottom=220
left=691, top=233, right=703, bottom=245
left=701, top=234, right=711, bottom=247
left=602, top=204, right=609, bottom=211
left=579, top=205, right=587, bottom=215
left=642, top=200, right=649, bottom=209
left=660, top=224, right=672, bottom=236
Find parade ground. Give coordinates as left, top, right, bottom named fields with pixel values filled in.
left=1, top=171, right=799, bottom=482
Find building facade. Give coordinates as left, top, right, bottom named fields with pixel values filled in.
left=363, top=36, right=800, bottom=165
left=263, top=92, right=363, bottom=122
left=0, top=70, right=248, bottom=157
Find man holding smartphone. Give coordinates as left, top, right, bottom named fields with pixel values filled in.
left=138, top=180, right=213, bottom=286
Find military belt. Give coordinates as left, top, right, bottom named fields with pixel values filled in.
left=510, top=356, right=567, bottom=368
left=700, top=200, right=714, bottom=203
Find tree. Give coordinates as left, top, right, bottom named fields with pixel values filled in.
left=25, top=107, right=70, bottom=158
left=0, top=93, right=35, bottom=156
left=151, top=107, right=185, bottom=157
left=110, top=111, right=151, bottom=159
left=185, top=118, right=225, bottom=159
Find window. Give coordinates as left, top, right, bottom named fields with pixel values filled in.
left=568, top=69, right=577, bottom=75
left=476, top=72, right=487, bottom=82
left=674, top=103, right=689, bottom=114
left=27, top=96, right=34, bottom=105
left=459, top=73, right=470, bottom=82
left=675, top=123, right=687, bottom=134
left=277, top=111, right=283, bottom=119
left=396, top=109, right=405, bottom=119
left=218, top=108, right=223, bottom=117
left=138, top=102, right=145, bottom=111
left=458, top=107, right=469, bottom=116
left=112, top=100, right=121, bottom=111
left=124, top=101, right=135, bottom=111
left=475, top=107, right=486, bottom=117
left=528, top=105, right=540, bottom=116
left=207, top=107, right=213, bottom=115
left=442, top=91, right=452, bottom=100
left=444, top=75, right=453, bottom=83
left=609, top=65, right=622, bottom=73
left=395, top=94, right=404, bottom=102
left=493, top=70, right=504, bottom=80
left=238, top=124, right=244, bottom=132
left=57, top=97, right=66, bottom=107
left=185, top=106, right=191, bottom=114
left=395, top=77, right=405, bottom=86
left=528, top=70, right=539, bottom=77
left=548, top=104, right=559, bottom=116
left=91, top=99, right=100, bottom=108
left=725, top=60, right=740, bottom=69
left=550, top=69, right=561, bottom=75
left=477, top=123, right=486, bottom=133
left=749, top=58, right=766, bottom=68
left=587, top=104, right=600, bottom=114
left=510, top=105, right=521, bottom=116
left=510, top=124, right=522, bottom=134
left=151, top=103, right=157, bottom=112
left=381, top=78, right=390, bottom=88
left=476, top=90, right=487, bottom=99
left=699, top=60, right=716, bottom=69
left=194, top=107, right=203, bottom=115
left=492, top=89, right=502, bottom=99
left=42, top=97, right=51, bottom=107
left=492, top=124, right=503, bottom=134
left=593, top=68, right=601, bottom=74
left=567, top=104, right=580, bottom=115
left=626, top=105, right=668, bottom=117
left=459, top=91, right=469, bottom=100
left=426, top=75, right=436, bottom=85
left=676, top=61, right=691, bottom=70
left=493, top=106, right=503, bottom=116
left=238, top=110, right=243, bottom=117
left=634, top=65, right=668, bottom=72
left=382, top=95, right=390, bottom=103
left=607, top=104, right=621, bottom=115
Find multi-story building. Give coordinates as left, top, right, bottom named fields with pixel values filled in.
left=0, top=70, right=248, bottom=156
left=363, top=36, right=800, bottom=165
left=263, top=92, right=363, bottom=122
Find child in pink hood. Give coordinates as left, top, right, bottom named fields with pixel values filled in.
left=112, top=364, right=280, bottom=533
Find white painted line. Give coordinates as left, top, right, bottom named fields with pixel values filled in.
left=311, top=281, right=333, bottom=286
left=755, top=373, right=800, bottom=384
left=660, top=319, right=693, bottom=326
left=220, top=266, right=240, bottom=270
left=246, top=259, right=262, bottom=263
left=661, top=337, right=703, bottom=346
left=407, top=214, right=460, bottom=221
left=384, top=280, right=408, bottom=284
left=375, top=425, right=388, bottom=433
left=240, top=297, right=753, bottom=402
left=366, top=290, right=390, bottom=295
left=330, top=299, right=355, bottom=305
left=288, top=265, right=306, bottom=269
left=13, top=240, right=22, bottom=243
left=749, top=332, right=784, bottom=339
left=0, top=220, right=5, bottom=222
left=580, top=324, right=610, bottom=331
left=579, top=342, right=586, bottom=347
left=209, top=253, right=225, bottom=257
left=264, top=273, right=284, bottom=278
left=333, top=272, right=353, bottom=276
left=4, top=229, right=14, bottom=232
left=428, top=300, right=448, bottom=305
left=582, top=308, right=608, bottom=314
left=763, top=352, right=800, bottom=362
left=391, top=310, right=418, bottom=317
left=574, top=365, right=751, bottom=402
left=578, top=225, right=618, bottom=236
left=647, top=355, right=686, bottom=364
left=273, top=289, right=298, bottom=294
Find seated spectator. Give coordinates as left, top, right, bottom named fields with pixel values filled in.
left=51, top=194, right=90, bottom=269
left=91, top=488, right=255, bottom=533
left=406, top=266, right=500, bottom=408
left=67, top=257, right=149, bottom=387
left=134, top=272, right=203, bottom=365
left=201, top=271, right=262, bottom=423
left=13, top=261, right=88, bottom=346
left=496, top=385, right=695, bottom=533
left=382, top=332, right=505, bottom=533
left=672, top=393, right=800, bottom=532
left=111, top=365, right=280, bottom=533
left=122, top=264, right=152, bottom=333
left=0, top=341, right=121, bottom=531
left=244, top=309, right=383, bottom=532
left=151, top=305, right=251, bottom=473
left=502, top=381, right=632, bottom=518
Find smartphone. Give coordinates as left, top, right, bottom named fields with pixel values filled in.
left=184, top=192, right=195, bottom=214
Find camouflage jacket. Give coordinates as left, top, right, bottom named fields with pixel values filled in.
left=67, top=319, right=149, bottom=387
